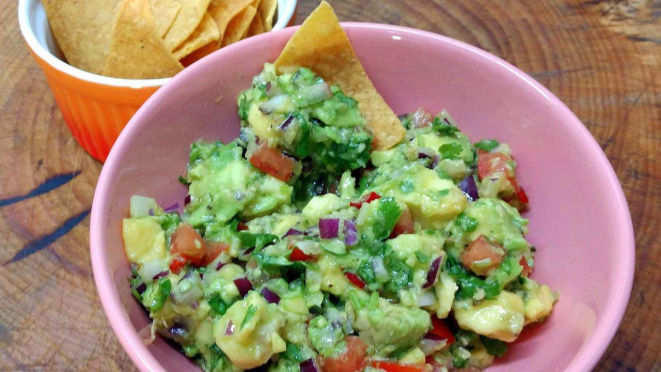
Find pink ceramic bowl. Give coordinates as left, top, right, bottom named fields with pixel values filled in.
left=91, top=23, right=635, bottom=372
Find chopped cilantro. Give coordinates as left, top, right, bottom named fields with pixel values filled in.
left=439, top=143, right=464, bottom=160
left=240, top=305, right=257, bottom=330
left=474, top=139, right=500, bottom=152
left=481, top=336, right=508, bottom=357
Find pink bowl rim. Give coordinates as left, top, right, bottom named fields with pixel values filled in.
left=90, top=23, right=635, bottom=372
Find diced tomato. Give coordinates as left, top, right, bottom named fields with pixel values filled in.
left=237, top=222, right=249, bottom=231
left=323, top=336, right=368, bottom=372
left=520, top=256, right=532, bottom=276
left=249, top=143, right=295, bottom=182
left=199, top=241, right=229, bottom=267
left=517, top=186, right=529, bottom=204
left=477, top=150, right=511, bottom=181
left=290, top=247, right=315, bottom=262
left=350, top=191, right=381, bottom=209
left=345, top=272, right=366, bottom=289
left=171, top=223, right=206, bottom=266
left=389, top=208, right=415, bottom=238
left=460, top=235, right=505, bottom=276
left=430, top=317, right=455, bottom=345
left=169, top=256, right=187, bottom=274
left=370, top=361, right=424, bottom=372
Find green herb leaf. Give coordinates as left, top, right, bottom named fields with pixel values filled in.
left=294, top=114, right=310, bottom=158
left=207, top=344, right=226, bottom=371
left=282, top=342, right=306, bottom=363
left=374, top=197, right=402, bottom=240
left=439, top=143, right=464, bottom=160
left=357, top=260, right=376, bottom=284
left=481, top=336, right=508, bottom=357
left=432, top=117, right=459, bottom=136
left=238, top=232, right=279, bottom=249
left=456, top=213, right=479, bottom=232
left=240, top=305, right=257, bottom=330
left=208, top=295, right=229, bottom=315
left=150, top=278, right=171, bottom=312
left=474, top=139, right=500, bottom=152
left=129, top=276, right=143, bottom=302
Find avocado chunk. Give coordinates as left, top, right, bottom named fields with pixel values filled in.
left=184, top=141, right=292, bottom=227
left=372, top=165, right=467, bottom=228
left=215, top=292, right=287, bottom=369
left=463, top=198, right=529, bottom=251
left=350, top=296, right=431, bottom=356
left=122, top=217, right=168, bottom=264
left=453, top=291, right=525, bottom=342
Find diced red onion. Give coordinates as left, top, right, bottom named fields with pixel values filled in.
left=138, top=323, right=155, bottom=346
left=299, top=358, right=319, bottom=372
left=139, top=260, right=167, bottom=281
left=240, top=247, right=255, bottom=260
left=171, top=273, right=204, bottom=305
left=300, top=83, right=332, bottom=103
left=284, top=228, right=303, bottom=237
left=184, top=195, right=191, bottom=205
left=420, top=334, right=443, bottom=355
left=431, top=155, right=439, bottom=169
left=319, top=218, right=340, bottom=239
left=225, top=320, right=234, bottom=335
left=411, top=108, right=433, bottom=128
left=423, top=256, right=443, bottom=288
left=153, top=271, right=169, bottom=280
left=234, top=278, right=253, bottom=297
left=216, top=261, right=226, bottom=270
left=279, top=116, right=295, bottom=131
left=261, top=287, right=281, bottom=304
left=168, top=324, right=187, bottom=337
left=191, top=300, right=199, bottom=310
left=418, top=147, right=435, bottom=159
left=259, top=94, right=287, bottom=114
left=136, top=283, right=146, bottom=294
left=459, top=176, right=479, bottom=201
left=148, top=209, right=155, bottom=216
left=344, top=219, right=357, bottom=246
left=163, top=203, right=180, bottom=213
left=305, top=225, right=320, bottom=236
left=417, top=291, right=436, bottom=307
left=266, top=82, right=282, bottom=97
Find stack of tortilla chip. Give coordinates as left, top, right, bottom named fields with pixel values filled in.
left=42, top=0, right=279, bottom=79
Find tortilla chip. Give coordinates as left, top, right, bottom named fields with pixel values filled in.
left=150, top=0, right=182, bottom=37
left=258, top=0, right=277, bottom=31
left=103, top=0, right=183, bottom=79
left=208, top=0, right=254, bottom=45
left=173, top=13, right=220, bottom=60
left=163, top=0, right=212, bottom=51
left=273, top=1, right=405, bottom=150
left=221, top=5, right=257, bottom=47
left=247, top=11, right=265, bottom=37
left=42, top=0, right=123, bottom=75
left=179, top=41, right=217, bottom=66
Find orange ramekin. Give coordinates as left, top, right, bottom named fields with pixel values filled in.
left=18, top=0, right=297, bottom=162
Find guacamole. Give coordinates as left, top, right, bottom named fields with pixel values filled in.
left=123, top=65, right=556, bottom=372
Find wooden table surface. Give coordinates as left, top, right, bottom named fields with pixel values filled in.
left=1, top=0, right=659, bottom=370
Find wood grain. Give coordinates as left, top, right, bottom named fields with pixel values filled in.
left=0, top=0, right=659, bottom=370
